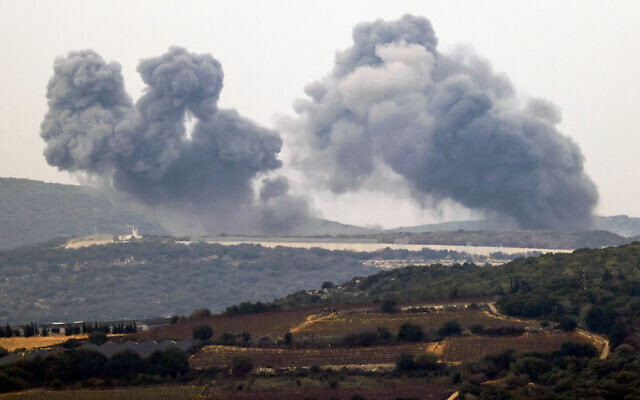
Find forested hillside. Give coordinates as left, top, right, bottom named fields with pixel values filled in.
left=0, top=178, right=165, bottom=250
left=0, top=238, right=378, bottom=323
left=279, top=242, right=640, bottom=347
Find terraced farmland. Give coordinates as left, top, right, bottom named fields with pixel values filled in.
left=292, top=309, right=521, bottom=339
left=190, top=343, right=435, bottom=369
left=438, top=331, right=598, bottom=362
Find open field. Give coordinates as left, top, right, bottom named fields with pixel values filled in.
left=438, top=331, right=598, bottom=362
left=190, top=343, right=435, bottom=369
left=0, top=335, right=89, bottom=351
left=0, top=334, right=125, bottom=352
left=0, top=386, right=203, bottom=400
left=202, top=237, right=571, bottom=256
left=291, top=309, right=523, bottom=339
left=133, top=304, right=379, bottom=342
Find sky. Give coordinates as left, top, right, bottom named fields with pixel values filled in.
left=1, top=0, right=639, bottom=228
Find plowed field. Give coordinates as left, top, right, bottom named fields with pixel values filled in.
left=438, top=331, right=598, bottom=362
left=190, top=343, right=434, bottom=369
left=292, top=309, right=520, bottom=338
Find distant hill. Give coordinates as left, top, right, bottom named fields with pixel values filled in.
left=291, top=218, right=377, bottom=236
left=389, top=215, right=640, bottom=237
left=0, top=178, right=165, bottom=250
left=0, top=177, right=374, bottom=250
left=594, top=215, right=640, bottom=237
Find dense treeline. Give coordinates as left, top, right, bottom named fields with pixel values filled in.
left=461, top=343, right=640, bottom=399
left=0, top=239, right=377, bottom=323
left=0, top=347, right=189, bottom=393
left=0, top=235, right=527, bottom=324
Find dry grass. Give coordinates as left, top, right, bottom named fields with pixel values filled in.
left=63, top=234, right=114, bottom=249
left=0, top=334, right=124, bottom=351
left=0, top=335, right=88, bottom=351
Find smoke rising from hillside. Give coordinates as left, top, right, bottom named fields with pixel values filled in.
left=41, top=47, right=309, bottom=234
left=286, top=14, right=598, bottom=230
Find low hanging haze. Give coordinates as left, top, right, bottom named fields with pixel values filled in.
left=1, top=0, right=639, bottom=229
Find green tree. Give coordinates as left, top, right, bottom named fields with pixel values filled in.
left=231, top=354, right=254, bottom=376
left=397, top=323, right=425, bottom=342
left=193, top=325, right=213, bottom=341
left=438, top=320, right=462, bottom=337
left=89, top=331, right=107, bottom=345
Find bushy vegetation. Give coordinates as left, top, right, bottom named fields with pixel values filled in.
left=459, top=342, right=640, bottom=399
left=0, top=239, right=376, bottom=323
left=0, top=347, right=189, bottom=393
left=192, top=325, right=213, bottom=341
left=277, top=242, right=640, bottom=349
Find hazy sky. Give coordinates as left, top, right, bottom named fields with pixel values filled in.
left=1, top=0, right=639, bottom=228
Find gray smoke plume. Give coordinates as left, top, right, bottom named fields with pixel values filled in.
left=288, top=14, right=598, bottom=230
left=41, top=47, right=309, bottom=234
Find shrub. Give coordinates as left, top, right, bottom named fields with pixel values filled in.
left=396, top=352, right=417, bottom=372
left=231, top=355, right=254, bottom=377
left=561, top=342, right=598, bottom=358
left=189, top=308, right=212, bottom=320
left=438, top=320, right=462, bottom=337
left=414, top=352, right=439, bottom=370
left=284, top=331, right=293, bottom=345
left=482, top=326, right=525, bottom=336
left=470, top=324, right=484, bottom=334
left=585, top=306, right=615, bottom=334
left=45, top=349, right=107, bottom=383
left=381, top=299, right=397, bottom=313
left=193, top=325, right=213, bottom=341
left=321, top=281, right=334, bottom=289
left=558, top=316, right=577, bottom=331
left=61, top=339, right=82, bottom=349
left=147, top=347, right=189, bottom=377
left=0, top=346, right=7, bottom=358
left=105, top=350, right=144, bottom=379
left=169, top=315, right=179, bottom=325
left=89, top=331, right=107, bottom=345
left=397, top=323, right=425, bottom=342
left=0, top=372, right=23, bottom=392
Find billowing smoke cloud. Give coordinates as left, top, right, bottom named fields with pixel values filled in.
left=287, top=14, right=598, bottom=230
left=41, top=47, right=309, bottom=233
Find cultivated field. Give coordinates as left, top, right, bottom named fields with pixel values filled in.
left=190, top=343, right=436, bottom=369
left=438, top=331, right=597, bottom=362
left=0, top=386, right=203, bottom=400
left=291, top=309, right=521, bottom=339
left=133, top=304, right=376, bottom=342
left=0, top=335, right=89, bottom=351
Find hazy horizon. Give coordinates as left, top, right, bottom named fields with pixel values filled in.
left=2, top=1, right=639, bottom=229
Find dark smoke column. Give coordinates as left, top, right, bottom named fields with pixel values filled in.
left=41, top=47, right=303, bottom=233
left=289, top=14, right=598, bottom=230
